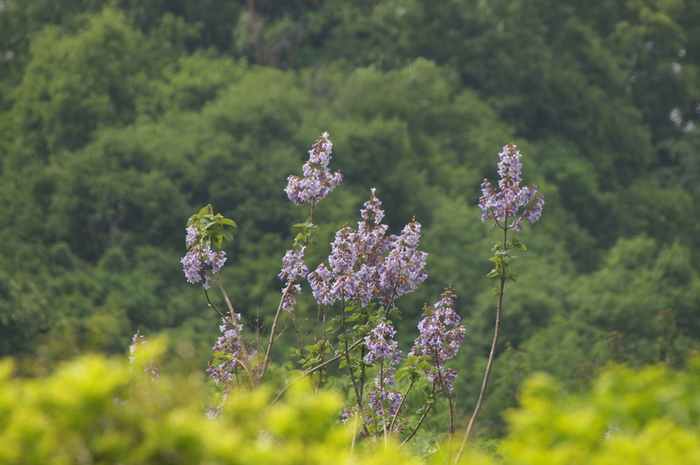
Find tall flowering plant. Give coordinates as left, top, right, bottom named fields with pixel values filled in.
left=455, top=143, right=544, bottom=461
left=174, top=135, right=541, bottom=454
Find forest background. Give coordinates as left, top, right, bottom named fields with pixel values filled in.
left=1, top=0, right=699, bottom=438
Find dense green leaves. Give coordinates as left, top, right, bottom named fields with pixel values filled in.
left=3, top=349, right=700, bottom=464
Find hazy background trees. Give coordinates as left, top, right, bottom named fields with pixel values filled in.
left=1, top=0, right=698, bottom=436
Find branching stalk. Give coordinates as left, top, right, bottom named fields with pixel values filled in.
left=204, top=288, right=234, bottom=327
left=455, top=225, right=508, bottom=462
left=216, top=278, right=250, bottom=362
left=401, top=404, right=433, bottom=446
left=260, top=280, right=295, bottom=380
left=389, top=378, right=416, bottom=434
left=270, top=338, right=365, bottom=405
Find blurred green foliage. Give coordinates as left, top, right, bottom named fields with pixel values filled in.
left=500, top=359, right=700, bottom=464
left=2, top=346, right=700, bottom=464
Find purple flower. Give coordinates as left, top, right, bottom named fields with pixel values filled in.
left=281, top=284, right=301, bottom=312
left=278, top=245, right=309, bottom=283
left=380, top=220, right=428, bottom=306
left=361, top=321, right=408, bottom=433
left=285, top=132, right=343, bottom=206
left=277, top=244, right=309, bottom=313
left=308, top=263, right=334, bottom=305
left=341, top=407, right=354, bottom=424
left=207, top=317, right=257, bottom=389
left=478, top=143, right=544, bottom=231
left=182, top=248, right=203, bottom=284
left=367, top=371, right=403, bottom=419
left=307, top=190, right=428, bottom=308
left=186, top=220, right=198, bottom=248
left=361, top=189, right=385, bottom=224
left=410, top=288, right=465, bottom=392
left=364, top=322, right=402, bottom=364
left=181, top=243, right=227, bottom=289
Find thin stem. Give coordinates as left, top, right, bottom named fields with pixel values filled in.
left=269, top=337, right=365, bottom=405
left=454, top=225, right=508, bottom=462
left=204, top=288, right=234, bottom=327
left=389, top=378, right=415, bottom=434
left=431, top=355, right=456, bottom=437
left=447, top=395, right=455, bottom=436
left=260, top=280, right=294, bottom=380
left=340, top=303, right=372, bottom=438
left=379, top=361, right=388, bottom=444
left=290, top=306, right=305, bottom=357
left=215, top=277, right=251, bottom=366
left=315, top=308, right=329, bottom=392
left=343, top=316, right=364, bottom=417
left=401, top=404, right=433, bottom=446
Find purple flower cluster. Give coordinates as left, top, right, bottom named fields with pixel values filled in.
left=186, top=221, right=198, bottom=248
left=280, top=283, right=302, bottom=312
left=129, top=331, right=159, bottom=379
left=364, top=322, right=402, bottom=364
left=308, top=190, right=428, bottom=308
left=478, top=143, right=544, bottom=231
left=367, top=371, right=405, bottom=433
left=206, top=317, right=257, bottom=389
left=278, top=246, right=308, bottom=312
left=181, top=221, right=227, bottom=289
left=409, top=288, right=465, bottom=392
left=364, top=321, right=406, bottom=433
left=285, top=132, right=343, bottom=206
left=278, top=245, right=309, bottom=282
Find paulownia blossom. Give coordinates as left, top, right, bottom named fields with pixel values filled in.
left=181, top=220, right=227, bottom=289
left=409, top=287, right=465, bottom=392
left=279, top=133, right=342, bottom=311
left=308, top=190, right=428, bottom=309
left=207, top=316, right=257, bottom=389
left=478, top=143, right=544, bottom=231
left=278, top=245, right=308, bottom=312
left=364, top=321, right=406, bottom=434
left=285, top=132, right=343, bottom=207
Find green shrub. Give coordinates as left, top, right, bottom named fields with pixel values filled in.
left=3, top=348, right=700, bottom=464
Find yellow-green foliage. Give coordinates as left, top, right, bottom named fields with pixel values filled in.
left=0, top=345, right=440, bottom=465
left=2, top=351, right=700, bottom=465
left=501, top=359, right=700, bottom=464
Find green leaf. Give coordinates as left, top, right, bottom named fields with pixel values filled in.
left=326, top=316, right=342, bottom=332
left=200, top=219, right=217, bottom=231
left=220, top=229, right=233, bottom=242
left=510, top=236, right=527, bottom=251
left=198, top=205, right=211, bottom=217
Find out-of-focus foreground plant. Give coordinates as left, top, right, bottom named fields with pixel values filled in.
left=2, top=344, right=700, bottom=464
